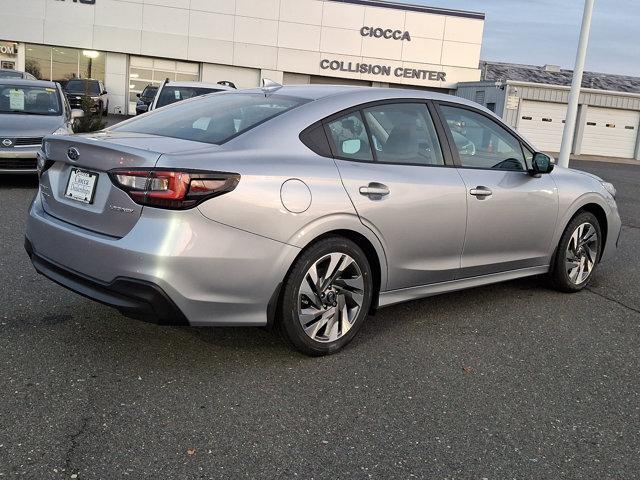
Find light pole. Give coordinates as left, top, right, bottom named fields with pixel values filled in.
left=82, top=50, right=99, bottom=79
left=558, top=0, right=595, bottom=168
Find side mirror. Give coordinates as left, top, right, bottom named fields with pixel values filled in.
left=136, top=93, right=141, bottom=98
left=342, top=138, right=362, bottom=155
left=531, top=152, right=554, bottom=175
left=70, top=109, right=84, bottom=119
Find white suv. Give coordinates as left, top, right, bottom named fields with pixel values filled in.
left=149, top=80, right=236, bottom=111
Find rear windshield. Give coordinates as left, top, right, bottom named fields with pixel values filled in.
left=65, top=80, right=100, bottom=95
left=113, top=93, right=308, bottom=144
left=0, top=84, right=61, bottom=115
left=156, top=86, right=221, bottom=108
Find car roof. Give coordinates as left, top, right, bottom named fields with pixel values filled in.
left=0, top=78, right=58, bottom=88
left=235, top=84, right=487, bottom=109
left=162, top=81, right=235, bottom=91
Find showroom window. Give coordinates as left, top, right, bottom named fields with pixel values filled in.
left=128, top=56, right=200, bottom=113
left=25, top=44, right=105, bottom=83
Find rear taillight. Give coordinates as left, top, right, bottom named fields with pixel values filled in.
left=109, top=169, right=240, bottom=210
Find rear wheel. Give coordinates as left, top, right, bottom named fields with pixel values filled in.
left=551, top=211, right=601, bottom=292
left=279, top=236, right=373, bottom=356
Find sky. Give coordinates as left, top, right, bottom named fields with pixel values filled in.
left=399, top=0, right=640, bottom=76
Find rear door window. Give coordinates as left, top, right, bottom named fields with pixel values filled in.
left=326, top=112, right=373, bottom=162
left=363, top=103, right=444, bottom=165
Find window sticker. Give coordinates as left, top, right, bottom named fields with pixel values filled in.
left=174, top=90, right=181, bottom=100
left=45, top=88, right=56, bottom=93
left=9, top=89, right=25, bottom=110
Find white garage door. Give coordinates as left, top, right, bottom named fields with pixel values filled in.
left=581, top=107, right=639, bottom=158
left=516, top=101, right=567, bottom=153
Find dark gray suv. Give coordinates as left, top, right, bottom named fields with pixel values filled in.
left=63, top=79, right=108, bottom=116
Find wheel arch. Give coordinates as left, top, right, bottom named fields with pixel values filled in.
left=550, top=199, right=610, bottom=273
left=267, top=224, right=388, bottom=328
left=310, top=229, right=383, bottom=313
left=578, top=203, right=608, bottom=254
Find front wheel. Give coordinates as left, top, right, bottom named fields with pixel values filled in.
left=279, top=237, right=373, bottom=356
left=550, top=211, right=602, bottom=292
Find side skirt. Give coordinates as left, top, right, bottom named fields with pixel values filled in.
left=378, top=265, right=550, bottom=308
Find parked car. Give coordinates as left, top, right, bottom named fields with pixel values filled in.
left=25, top=85, right=621, bottom=355
left=0, top=69, right=36, bottom=80
left=0, top=79, right=82, bottom=173
left=63, top=79, right=108, bottom=116
left=135, top=85, right=158, bottom=115
left=148, top=80, right=235, bottom=111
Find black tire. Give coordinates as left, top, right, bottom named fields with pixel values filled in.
left=550, top=211, right=602, bottom=292
left=278, top=236, right=373, bottom=356
left=102, top=101, right=108, bottom=117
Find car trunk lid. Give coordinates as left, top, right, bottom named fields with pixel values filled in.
left=39, top=131, right=213, bottom=238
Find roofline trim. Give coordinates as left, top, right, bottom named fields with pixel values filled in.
left=505, top=80, right=640, bottom=99
left=329, top=0, right=485, bottom=20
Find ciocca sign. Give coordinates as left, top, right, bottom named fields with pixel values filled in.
left=360, top=26, right=411, bottom=42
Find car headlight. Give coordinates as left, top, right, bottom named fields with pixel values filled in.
left=601, top=181, right=617, bottom=198
left=52, top=126, right=69, bottom=135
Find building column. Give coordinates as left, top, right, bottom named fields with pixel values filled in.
left=572, top=104, right=588, bottom=155
left=105, top=52, right=128, bottom=115
left=17, top=42, right=25, bottom=71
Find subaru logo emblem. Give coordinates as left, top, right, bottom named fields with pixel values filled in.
left=67, top=147, right=80, bottom=161
left=1, top=138, right=12, bottom=147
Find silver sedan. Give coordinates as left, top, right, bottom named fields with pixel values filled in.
left=25, top=85, right=621, bottom=355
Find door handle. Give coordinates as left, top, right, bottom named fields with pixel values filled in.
left=359, top=183, right=390, bottom=198
left=469, top=186, right=493, bottom=197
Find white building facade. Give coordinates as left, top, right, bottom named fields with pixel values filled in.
left=0, top=0, right=484, bottom=114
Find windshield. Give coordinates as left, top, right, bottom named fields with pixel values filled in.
left=0, top=84, right=62, bottom=116
left=65, top=80, right=100, bottom=95
left=156, top=86, right=223, bottom=108
left=113, top=93, right=308, bottom=144
left=0, top=70, right=23, bottom=79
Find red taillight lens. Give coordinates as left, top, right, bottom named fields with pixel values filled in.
left=109, top=169, right=240, bottom=209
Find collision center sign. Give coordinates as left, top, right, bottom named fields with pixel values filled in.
left=320, top=59, right=446, bottom=82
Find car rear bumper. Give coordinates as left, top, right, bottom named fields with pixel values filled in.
left=25, top=194, right=300, bottom=326
left=25, top=237, right=189, bottom=325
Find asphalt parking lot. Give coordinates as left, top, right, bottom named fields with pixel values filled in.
left=1, top=160, right=638, bottom=479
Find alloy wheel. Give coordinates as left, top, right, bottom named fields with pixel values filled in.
left=297, top=253, right=365, bottom=343
left=565, top=222, right=599, bottom=285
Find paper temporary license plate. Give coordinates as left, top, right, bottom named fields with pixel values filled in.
left=64, top=168, right=98, bottom=204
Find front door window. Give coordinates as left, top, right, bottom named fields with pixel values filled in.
left=440, top=105, right=527, bottom=171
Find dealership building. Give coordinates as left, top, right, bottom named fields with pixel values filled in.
left=0, top=0, right=484, bottom=114
left=3, top=0, right=640, bottom=160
